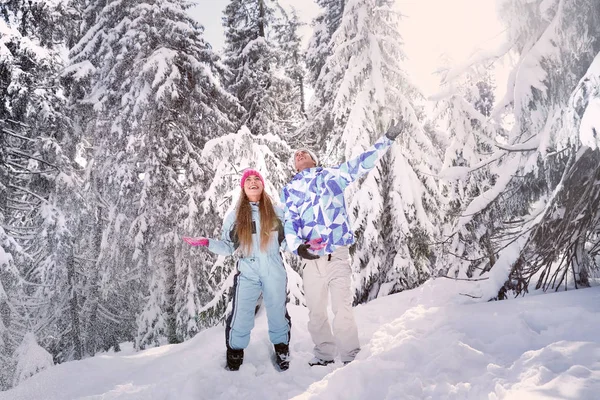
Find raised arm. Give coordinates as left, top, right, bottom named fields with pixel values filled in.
left=333, top=118, right=408, bottom=185
left=332, top=135, right=393, bottom=186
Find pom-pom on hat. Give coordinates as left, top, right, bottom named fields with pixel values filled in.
left=240, top=169, right=265, bottom=188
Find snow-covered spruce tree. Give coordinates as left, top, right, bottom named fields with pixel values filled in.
left=303, top=0, right=441, bottom=303
left=444, top=0, right=600, bottom=298
left=1, top=0, right=89, bottom=371
left=0, top=222, right=23, bottom=390
left=11, top=332, right=53, bottom=387
left=300, top=0, right=347, bottom=149
left=0, top=128, right=12, bottom=389
left=495, top=0, right=600, bottom=296
left=223, top=0, right=302, bottom=137
left=195, top=127, right=304, bottom=328
left=0, top=125, right=28, bottom=390
left=0, top=121, right=86, bottom=364
left=507, top=55, right=600, bottom=296
left=59, top=0, right=130, bottom=357
left=432, top=71, right=501, bottom=278
left=271, top=7, right=308, bottom=137
left=305, top=0, right=346, bottom=87
left=60, top=0, right=106, bottom=49
left=282, top=10, right=307, bottom=119
left=66, top=0, right=239, bottom=349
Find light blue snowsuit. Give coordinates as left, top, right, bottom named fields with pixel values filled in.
left=207, top=202, right=291, bottom=350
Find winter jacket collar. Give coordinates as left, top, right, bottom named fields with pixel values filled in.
left=292, top=167, right=323, bottom=181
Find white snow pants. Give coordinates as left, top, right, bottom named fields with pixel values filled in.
left=302, top=246, right=360, bottom=362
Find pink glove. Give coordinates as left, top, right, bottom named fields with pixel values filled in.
left=307, top=238, right=327, bottom=251
left=183, top=237, right=209, bottom=247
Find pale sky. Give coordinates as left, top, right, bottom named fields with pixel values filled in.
left=189, top=0, right=507, bottom=97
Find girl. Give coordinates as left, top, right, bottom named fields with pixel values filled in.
left=183, top=169, right=291, bottom=371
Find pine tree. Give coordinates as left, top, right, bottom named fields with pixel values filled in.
left=0, top=222, right=22, bottom=390
left=506, top=54, right=600, bottom=297
left=432, top=71, right=500, bottom=278
left=444, top=0, right=600, bottom=298
left=305, top=0, right=346, bottom=86
left=271, top=8, right=308, bottom=138
left=12, top=332, right=53, bottom=387
left=223, top=0, right=301, bottom=137
left=55, top=0, right=113, bottom=357
left=303, top=0, right=441, bottom=303
left=1, top=0, right=86, bottom=376
left=66, top=0, right=239, bottom=349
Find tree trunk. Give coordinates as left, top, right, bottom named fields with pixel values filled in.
left=67, top=245, right=83, bottom=360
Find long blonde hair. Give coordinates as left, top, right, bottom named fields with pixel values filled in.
left=235, top=189, right=278, bottom=255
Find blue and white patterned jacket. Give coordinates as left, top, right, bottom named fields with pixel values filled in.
left=281, top=135, right=394, bottom=256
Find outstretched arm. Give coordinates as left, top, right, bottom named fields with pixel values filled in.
left=333, top=117, right=410, bottom=185
left=206, top=212, right=237, bottom=256
left=183, top=212, right=237, bottom=255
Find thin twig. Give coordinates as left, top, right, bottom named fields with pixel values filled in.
left=439, top=275, right=489, bottom=281
left=459, top=293, right=482, bottom=298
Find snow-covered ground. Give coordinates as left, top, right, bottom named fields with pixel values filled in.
left=2, top=279, right=599, bottom=400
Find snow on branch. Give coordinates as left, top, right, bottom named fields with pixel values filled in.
left=12, top=333, right=53, bottom=387
left=493, top=136, right=540, bottom=152
left=61, top=61, right=96, bottom=80
left=579, top=97, right=600, bottom=151
left=440, top=39, right=514, bottom=86
left=457, top=154, right=520, bottom=227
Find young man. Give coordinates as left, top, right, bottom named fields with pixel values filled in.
left=281, top=118, right=408, bottom=366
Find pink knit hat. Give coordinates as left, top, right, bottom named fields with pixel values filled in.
left=240, top=169, right=264, bottom=188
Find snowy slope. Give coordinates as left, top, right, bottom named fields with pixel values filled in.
left=2, top=280, right=599, bottom=400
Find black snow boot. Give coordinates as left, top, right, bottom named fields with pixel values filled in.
left=274, top=343, right=290, bottom=371
left=226, top=348, right=244, bottom=371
